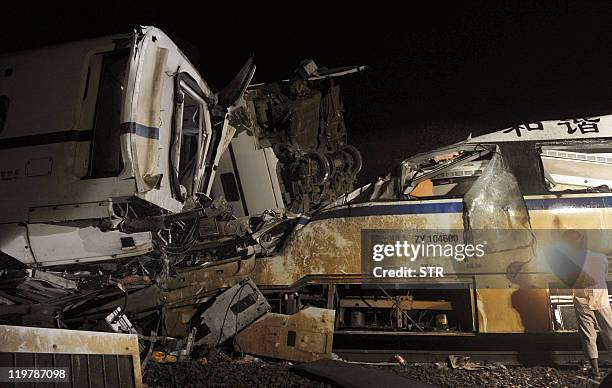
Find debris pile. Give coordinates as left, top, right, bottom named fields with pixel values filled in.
left=144, top=357, right=610, bottom=388
left=144, top=356, right=335, bottom=388
left=0, top=56, right=359, bottom=372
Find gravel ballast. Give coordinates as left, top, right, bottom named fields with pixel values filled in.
left=143, top=357, right=609, bottom=387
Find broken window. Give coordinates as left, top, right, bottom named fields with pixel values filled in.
left=0, top=96, right=7, bottom=134
left=463, top=149, right=533, bottom=252
left=171, top=75, right=208, bottom=201
left=399, top=146, right=494, bottom=200
left=538, top=144, right=612, bottom=192
left=220, top=172, right=240, bottom=202
left=88, top=49, right=130, bottom=177
left=178, top=94, right=201, bottom=195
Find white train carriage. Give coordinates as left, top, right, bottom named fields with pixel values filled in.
left=0, top=26, right=250, bottom=266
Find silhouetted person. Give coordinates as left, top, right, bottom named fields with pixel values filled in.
left=545, top=230, right=612, bottom=380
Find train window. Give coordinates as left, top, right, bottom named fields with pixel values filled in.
left=220, top=173, right=240, bottom=202
left=400, top=147, right=494, bottom=199
left=170, top=76, right=209, bottom=201
left=0, top=96, right=7, bottom=134
left=88, top=49, right=129, bottom=178
left=177, top=92, right=203, bottom=197
left=538, top=144, right=612, bottom=192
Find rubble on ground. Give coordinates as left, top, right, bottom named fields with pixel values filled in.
left=143, top=356, right=334, bottom=388
left=382, top=362, right=610, bottom=388
left=143, top=356, right=610, bottom=388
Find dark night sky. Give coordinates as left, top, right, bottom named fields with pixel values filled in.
left=3, top=1, right=612, bottom=184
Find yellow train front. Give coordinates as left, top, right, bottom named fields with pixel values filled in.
left=251, top=115, right=612, bottom=338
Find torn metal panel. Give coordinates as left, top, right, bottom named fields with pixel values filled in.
left=221, top=61, right=365, bottom=214
left=401, top=146, right=491, bottom=196
left=159, top=256, right=256, bottom=295
left=26, top=222, right=153, bottom=266
left=216, top=57, right=256, bottom=109
left=0, top=224, right=36, bottom=264
left=0, top=324, right=141, bottom=355
left=463, top=150, right=530, bottom=230
left=463, top=150, right=533, bottom=253
left=89, top=256, right=257, bottom=315
left=369, top=175, right=397, bottom=200
left=126, top=45, right=168, bottom=194
left=252, top=211, right=462, bottom=287
left=28, top=201, right=114, bottom=223
left=234, top=307, right=335, bottom=363
left=195, top=278, right=269, bottom=349
left=26, top=269, right=78, bottom=290
left=163, top=306, right=198, bottom=337
left=0, top=26, right=293, bottom=347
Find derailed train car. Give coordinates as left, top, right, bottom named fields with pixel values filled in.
left=2, top=23, right=611, bottom=357
left=0, top=27, right=293, bottom=339
left=254, top=116, right=612, bottom=335
left=0, top=27, right=351, bottom=360
left=211, top=61, right=365, bottom=216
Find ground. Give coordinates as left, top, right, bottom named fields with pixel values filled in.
left=143, top=356, right=609, bottom=387
left=386, top=363, right=606, bottom=387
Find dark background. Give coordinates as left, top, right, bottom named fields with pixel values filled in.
left=3, top=1, right=612, bottom=184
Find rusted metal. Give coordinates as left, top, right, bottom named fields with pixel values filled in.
left=339, top=297, right=452, bottom=310
left=0, top=324, right=142, bottom=387
left=163, top=305, right=198, bottom=337
left=234, top=307, right=335, bottom=362
left=251, top=203, right=611, bottom=334
left=195, top=279, right=270, bottom=349
left=87, top=256, right=256, bottom=315
left=252, top=214, right=461, bottom=287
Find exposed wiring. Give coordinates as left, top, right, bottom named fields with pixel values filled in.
left=116, top=283, right=129, bottom=318
left=214, top=281, right=257, bottom=348
left=158, top=216, right=200, bottom=256
left=378, top=286, right=423, bottom=331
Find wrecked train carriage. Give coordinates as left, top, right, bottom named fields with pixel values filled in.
left=0, top=26, right=235, bottom=265
left=252, top=115, right=612, bottom=335
left=211, top=61, right=365, bottom=216
left=0, top=27, right=278, bottom=333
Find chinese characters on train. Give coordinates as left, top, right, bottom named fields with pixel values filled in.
left=502, top=118, right=601, bottom=137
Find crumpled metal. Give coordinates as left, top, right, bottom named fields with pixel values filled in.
left=463, top=149, right=532, bottom=253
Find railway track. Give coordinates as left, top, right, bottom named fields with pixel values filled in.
left=333, top=331, right=592, bottom=365
left=334, top=349, right=587, bottom=365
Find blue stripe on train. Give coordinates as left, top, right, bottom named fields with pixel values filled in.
left=313, top=195, right=612, bottom=221
left=315, top=201, right=464, bottom=221
left=524, top=195, right=612, bottom=210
